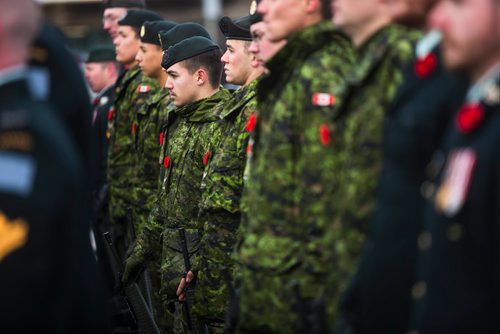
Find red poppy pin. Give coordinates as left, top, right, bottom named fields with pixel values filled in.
left=246, top=142, right=252, bottom=155
left=159, top=132, right=164, bottom=146
left=107, top=108, right=114, bottom=121
left=246, top=114, right=257, bottom=132
left=415, top=53, right=437, bottom=78
left=163, top=156, right=170, bottom=169
left=312, top=93, right=336, bottom=107
left=203, top=150, right=210, bottom=166
left=319, top=123, right=331, bottom=147
left=132, top=122, right=137, bottom=135
left=456, top=103, right=484, bottom=134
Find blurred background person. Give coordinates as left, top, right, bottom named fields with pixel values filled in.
left=0, top=0, right=109, bottom=332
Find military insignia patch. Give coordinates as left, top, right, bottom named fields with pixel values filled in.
left=0, top=212, right=29, bottom=262
left=137, top=85, right=150, bottom=93
left=140, top=25, right=146, bottom=38
left=249, top=0, right=257, bottom=15
left=312, top=93, right=335, bottom=107
left=435, top=148, right=476, bottom=217
left=484, top=82, right=500, bottom=106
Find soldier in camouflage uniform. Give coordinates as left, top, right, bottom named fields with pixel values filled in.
left=106, top=9, right=162, bottom=257
left=326, top=0, right=421, bottom=327
left=124, top=32, right=230, bottom=332
left=233, top=0, right=354, bottom=332
left=127, top=19, right=177, bottom=328
left=170, top=14, right=265, bottom=333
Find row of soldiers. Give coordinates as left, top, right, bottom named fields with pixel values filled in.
left=0, top=0, right=497, bottom=332
left=88, top=0, right=500, bottom=333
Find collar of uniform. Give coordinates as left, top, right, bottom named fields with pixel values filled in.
left=144, top=88, right=170, bottom=108
left=96, top=84, right=115, bottom=100
left=176, top=87, right=231, bottom=123
left=348, top=24, right=421, bottom=86
left=216, top=76, right=260, bottom=119
left=265, top=20, right=339, bottom=78
left=0, top=65, right=28, bottom=89
left=466, top=64, right=500, bottom=103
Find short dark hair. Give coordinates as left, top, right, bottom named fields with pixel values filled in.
left=320, top=0, right=332, bottom=20
left=182, top=48, right=223, bottom=88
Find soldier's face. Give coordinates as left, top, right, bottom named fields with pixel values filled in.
left=429, top=0, right=500, bottom=78
left=257, top=0, right=309, bottom=42
left=165, top=62, right=199, bottom=107
left=249, top=21, right=287, bottom=65
left=103, top=8, right=127, bottom=39
left=136, top=42, right=163, bottom=79
left=221, top=39, right=253, bottom=86
left=114, top=26, right=140, bottom=66
left=331, top=0, right=382, bottom=38
left=85, top=63, right=108, bottom=93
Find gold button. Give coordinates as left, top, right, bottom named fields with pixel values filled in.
left=412, top=281, right=427, bottom=300
left=447, top=223, right=464, bottom=242
left=420, top=181, right=435, bottom=199
left=418, top=232, right=432, bottom=251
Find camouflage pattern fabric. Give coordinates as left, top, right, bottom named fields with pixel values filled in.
left=106, top=65, right=158, bottom=255
left=129, top=88, right=231, bottom=332
left=193, top=79, right=259, bottom=327
left=324, top=25, right=421, bottom=323
left=131, top=88, right=173, bottom=235
left=235, top=21, right=354, bottom=334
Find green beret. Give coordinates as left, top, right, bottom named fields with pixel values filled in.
left=161, top=36, right=219, bottom=70
left=140, top=20, right=177, bottom=46
left=158, top=23, right=212, bottom=51
left=102, top=0, right=145, bottom=9
left=219, top=15, right=257, bottom=41
left=118, top=9, right=163, bottom=29
left=86, top=46, right=116, bottom=63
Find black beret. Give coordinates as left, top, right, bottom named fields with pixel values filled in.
left=140, top=20, right=177, bottom=46
left=102, top=0, right=145, bottom=9
left=161, top=36, right=219, bottom=70
left=158, top=23, right=212, bottom=51
left=118, top=9, right=163, bottom=29
left=86, top=46, right=116, bottom=63
left=218, top=16, right=255, bottom=41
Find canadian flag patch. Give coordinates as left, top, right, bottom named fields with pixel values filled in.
left=137, top=85, right=150, bottom=93
left=312, top=93, right=335, bottom=107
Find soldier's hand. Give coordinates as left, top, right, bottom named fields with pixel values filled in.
left=121, top=253, right=144, bottom=286
left=176, top=270, right=194, bottom=301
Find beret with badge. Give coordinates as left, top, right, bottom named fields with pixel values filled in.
left=161, top=36, right=220, bottom=70
left=118, top=9, right=163, bottom=29
left=140, top=20, right=177, bottom=46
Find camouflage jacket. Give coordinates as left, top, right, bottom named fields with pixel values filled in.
left=132, top=88, right=231, bottom=303
left=107, top=65, right=158, bottom=232
left=322, top=25, right=421, bottom=318
left=131, top=88, right=173, bottom=235
left=235, top=20, right=354, bottom=333
left=193, top=79, right=259, bottom=321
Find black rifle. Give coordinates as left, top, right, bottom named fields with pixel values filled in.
left=103, top=231, right=160, bottom=334
left=178, top=227, right=196, bottom=332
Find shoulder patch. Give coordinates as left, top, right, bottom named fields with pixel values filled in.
left=312, top=93, right=335, bottom=107
left=137, top=85, right=151, bottom=93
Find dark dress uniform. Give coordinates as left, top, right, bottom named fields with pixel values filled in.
left=338, top=34, right=469, bottom=333
left=91, top=84, right=115, bottom=199
left=409, top=69, right=500, bottom=333
left=0, top=68, right=109, bottom=333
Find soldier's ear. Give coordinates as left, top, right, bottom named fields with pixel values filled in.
left=304, top=0, right=321, bottom=14
left=195, top=69, right=207, bottom=86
